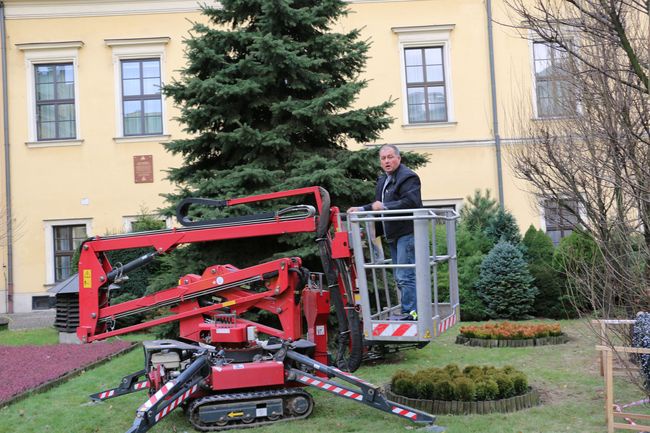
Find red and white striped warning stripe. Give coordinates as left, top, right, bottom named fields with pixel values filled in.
left=372, top=323, right=417, bottom=337
left=154, top=384, right=198, bottom=422
left=438, top=314, right=457, bottom=334
left=139, top=380, right=175, bottom=412
left=133, top=380, right=149, bottom=391
left=298, top=375, right=363, bottom=401
left=391, top=406, right=417, bottom=420
left=98, top=389, right=115, bottom=400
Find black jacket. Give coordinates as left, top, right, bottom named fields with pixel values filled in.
left=362, top=164, right=422, bottom=242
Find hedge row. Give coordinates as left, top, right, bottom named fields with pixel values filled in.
left=390, top=364, right=528, bottom=402
left=459, top=321, right=563, bottom=340
left=456, top=334, right=569, bottom=348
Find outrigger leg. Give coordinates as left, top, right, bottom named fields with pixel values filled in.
left=90, top=369, right=149, bottom=402
left=275, top=344, right=438, bottom=426
left=125, top=354, right=210, bottom=433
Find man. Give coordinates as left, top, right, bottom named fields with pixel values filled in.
left=348, top=144, right=422, bottom=320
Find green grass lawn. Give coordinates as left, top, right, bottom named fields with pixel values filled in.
left=0, top=327, right=59, bottom=346
left=0, top=320, right=646, bottom=433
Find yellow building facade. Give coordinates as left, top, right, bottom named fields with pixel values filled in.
left=0, top=0, right=556, bottom=313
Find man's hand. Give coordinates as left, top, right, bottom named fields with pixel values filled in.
left=347, top=207, right=362, bottom=213
left=370, top=201, right=385, bottom=211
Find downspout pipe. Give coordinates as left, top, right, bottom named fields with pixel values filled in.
left=486, top=0, right=505, bottom=210
left=1, top=2, right=13, bottom=313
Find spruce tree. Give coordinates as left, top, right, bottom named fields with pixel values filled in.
left=152, top=0, right=429, bottom=289
left=476, top=241, right=537, bottom=319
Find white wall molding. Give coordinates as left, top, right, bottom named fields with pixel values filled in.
left=4, top=1, right=210, bottom=20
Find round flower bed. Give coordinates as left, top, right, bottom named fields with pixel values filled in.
left=456, top=322, right=569, bottom=348
left=387, top=364, right=539, bottom=415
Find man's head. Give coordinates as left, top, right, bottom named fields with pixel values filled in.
left=379, top=144, right=401, bottom=175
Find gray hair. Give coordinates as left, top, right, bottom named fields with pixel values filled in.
left=379, top=144, right=401, bottom=157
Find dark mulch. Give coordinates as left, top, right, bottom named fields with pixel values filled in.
left=0, top=340, right=133, bottom=404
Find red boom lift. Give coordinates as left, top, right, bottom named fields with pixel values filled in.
left=77, top=187, right=437, bottom=432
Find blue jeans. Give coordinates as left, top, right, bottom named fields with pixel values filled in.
left=388, top=234, right=416, bottom=314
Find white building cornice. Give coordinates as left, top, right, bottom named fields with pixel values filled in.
left=3, top=0, right=210, bottom=20
left=105, top=37, right=171, bottom=47
left=391, top=24, right=455, bottom=34
left=16, top=40, right=84, bottom=51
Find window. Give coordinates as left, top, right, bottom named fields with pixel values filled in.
left=404, top=47, right=447, bottom=123
left=32, top=295, right=55, bottom=310
left=35, top=63, right=76, bottom=140
left=121, top=59, right=163, bottom=136
left=105, top=37, right=169, bottom=140
left=533, top=41, right=576, bottom=118
left=17, top=41, right=83, bottom=146
left=393, top=25, right=455, bottom=126
left=53, top=225, right=87, bottom=282
left=543, top=199, right=578, bottom=245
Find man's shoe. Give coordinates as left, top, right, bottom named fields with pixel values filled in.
left=390, top=312, right=410, bottom=321
left=408, top=310, right=418, bottom=321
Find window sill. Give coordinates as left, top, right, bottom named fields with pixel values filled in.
left=113, top=134, right=171, bottom=144
left=402, top=121, right=457, bottom=129
left=26, top=139, right=83, bottom=148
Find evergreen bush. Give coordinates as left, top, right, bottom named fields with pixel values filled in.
left=390, top=364, right=529, bottom=401
left=522, top=225, right=570, bottom=319
left=476, top=241, right=537, bottom=319
left=485, top=209, right=521, bottom=245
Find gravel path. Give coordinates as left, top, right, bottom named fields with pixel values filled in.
left=0, top=340, right=132, bottom=404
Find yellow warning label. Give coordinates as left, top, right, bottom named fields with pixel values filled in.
left=83, top=270, right=92, bottom=288
left=222, top=300, right=236, bottom=307
left=424, top=329, right=432, bottom=339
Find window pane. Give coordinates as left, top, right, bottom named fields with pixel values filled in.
left=406, top=66, right=424, bottom=83
left=404, top=49, right=422, bottom=66
left=55, top=65, right=73, bottom=83
left=536, top=80, right=550, bottom=99
left=124, top=117, right=141, bottom=135
left=37, top=104, right=56, bottom=122
left=124, top=100, right=142, bottom=117
left=36, top=83, right=55, bottom=101
left=38, top=121, right=57, bottom=140
left=142, top=60, right=160, bottom=78
left=427, top=86, right=445, bottom=104
left=144, top=99, right=161, bottom=115
left=55, top=256, right=71, bottom=282
left=145, top=115, right=162, bottom=134
left=35, top=65, right=55, bottom=84
left=407, top=87, right=425, bottom=105
left=122, top=61, right=141, bottom=79
left=535, top=59, right=551, bottom=76
left=424, top=48, right=442, bottom=65
left=408, top=104, right=426, bottom=123
left=57, top=104, right=75, bottom=121
left=123, top=79, right=141, bottom=96
left=534, top=42, right=550, bottom=60
left=58, top=121, right=75, bottom=139
left=426, top=65, right=444, bottom=82
left=142, top=78, right=160, bottom=95
left=72, top=226, right=87, bottom=248
left=56, top=82, right=74, bottom=100
left=428, top=103, right=447, bottom=121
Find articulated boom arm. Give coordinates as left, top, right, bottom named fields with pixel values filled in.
left=76, top=186, right=350, bottom=343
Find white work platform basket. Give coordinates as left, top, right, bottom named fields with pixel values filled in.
left=346, top=208, right=460, bottom=344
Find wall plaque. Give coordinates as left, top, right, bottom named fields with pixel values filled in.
left=134, top=155, right=154, bottom=183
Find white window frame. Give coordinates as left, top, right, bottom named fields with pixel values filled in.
left=392, top=25, right=455, bottom=127
left=528, top=35, right=580, bottom=120
left=17, top=41, right=83, bottom=147
left=105, top=37, right=170, bottom=141
left=44, top=218, right=93, bottom=286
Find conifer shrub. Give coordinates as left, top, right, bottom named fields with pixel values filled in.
left=485, top=209, right=522, bottom=245
left=389, top=364, right=530, bottom=401
left=476, top=241, right=537, bottom=319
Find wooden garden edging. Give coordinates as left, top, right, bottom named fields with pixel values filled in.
left=384, top=385, right=540, bottom=415
left=455, top=333, right=569, bottom=348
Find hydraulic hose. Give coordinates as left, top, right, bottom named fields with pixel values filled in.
left=315, top=187, right=363, bottom=372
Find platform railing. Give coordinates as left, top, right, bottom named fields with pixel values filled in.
left=347, top=208, right=460, bottom=343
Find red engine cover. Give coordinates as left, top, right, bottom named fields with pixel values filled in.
left=209, top=361, right=286, bottom=391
